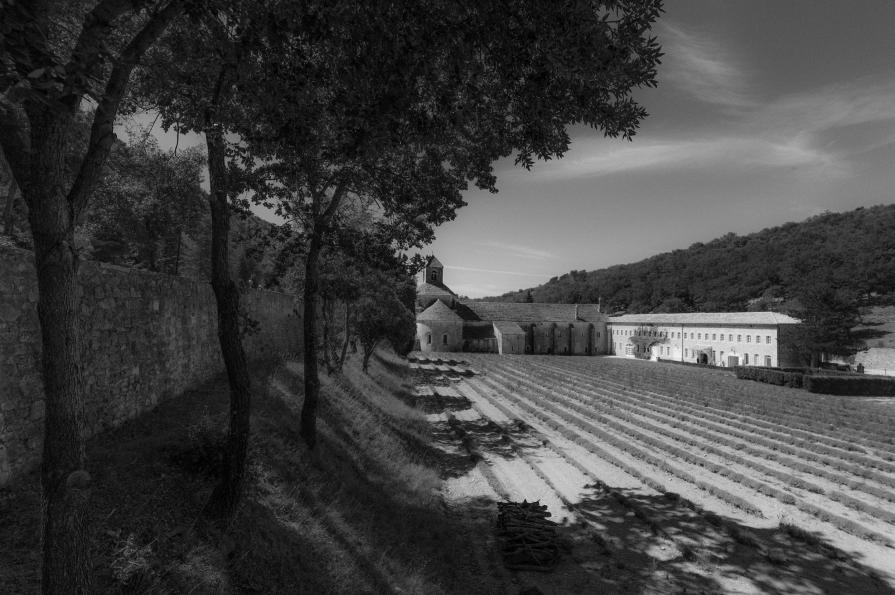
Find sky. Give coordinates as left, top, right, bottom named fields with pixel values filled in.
left=423, top=1, right=895, bottom=298
left=140, top=2, right=895, bottom=298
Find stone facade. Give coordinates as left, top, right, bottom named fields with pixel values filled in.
left=607, top=312, right=801, bottom=368
left=414, top=256, right=607, bottom=355
left=0, top=246, right=301, bottom=485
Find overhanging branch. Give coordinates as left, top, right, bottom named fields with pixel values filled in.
left=68, top=0, right=186, bottom=221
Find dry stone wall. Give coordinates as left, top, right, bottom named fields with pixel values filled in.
left=0, top=246, right=300, bottom=485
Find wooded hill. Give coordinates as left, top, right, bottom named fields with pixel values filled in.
left=489, top=205, right=895, bottom=313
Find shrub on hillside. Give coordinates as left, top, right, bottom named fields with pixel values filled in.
left=803, top=375, right=895, bottom=396
left=734, top=366, right=804, bottom=388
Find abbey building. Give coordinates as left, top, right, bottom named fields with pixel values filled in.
left=414, top=257, right=607, bottom=355
left=415, top=256, right=802, bottom=368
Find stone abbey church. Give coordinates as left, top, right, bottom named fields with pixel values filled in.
left=415, top=256, right=802, bottom=368
left=414, top=257, right=608, bottom=355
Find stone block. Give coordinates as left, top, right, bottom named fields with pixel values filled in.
left=0, top=303, right=21, bottom=322
left=29, top=399, right=44, bottom=421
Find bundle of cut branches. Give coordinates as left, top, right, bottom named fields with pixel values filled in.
left=496, top=500, right=560, bottom=571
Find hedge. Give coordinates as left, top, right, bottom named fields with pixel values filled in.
left=656, top=358, right=728, bottom=370
left=803, top=375, right=895, bottom=396
left=733, top=366, right=804, bottom=388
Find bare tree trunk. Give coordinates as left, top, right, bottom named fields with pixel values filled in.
left=2, top=176, right=17, bottom=236
left=24, top=111, right=92, bottom=594
left=321, top=294, right=334, bottom=375
left=300, top=229, right=322, bottom=448
left=362, top=339, right=378, bottom=373
left=338, top=302, right=351, bottom=370
left=204, top=127, right=251, bottom=521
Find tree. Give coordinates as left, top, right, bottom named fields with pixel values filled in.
left=127, top=1, right=284, bottom=521
left=629, top=324, right=667, bottom=359
left=355, top=278, right=416, bottom=373
left=247, top=0, right=663, bottom=448
left=784, top=282, right=862, bottom=368
left=84, top=130, right=207, bottom=273
left=1, top=2, right=190, bottom=590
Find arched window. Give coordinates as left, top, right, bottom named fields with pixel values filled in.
left=442, top=333, right=448, bottom=345
left=430, top=270, right=438, bottom=281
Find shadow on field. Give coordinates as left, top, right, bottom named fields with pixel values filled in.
left=570, top=487, right=894, bottom=595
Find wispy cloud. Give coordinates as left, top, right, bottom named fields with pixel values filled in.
left=659, top=22, right=754, bottom=110
left=755, top=79, right=895, bottom=152
left=475, top=241, right=554, bottom=261
left=514, top=74, right=895, bottom=183
left=446, top=265, right=548, bottom=278
left=525, top=135, right=840, bottom=181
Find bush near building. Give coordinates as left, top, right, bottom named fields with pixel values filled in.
left=803, top=375, right=895, bottom=396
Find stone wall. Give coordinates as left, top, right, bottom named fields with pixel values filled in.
left=0, top=246, right=300, bottom=485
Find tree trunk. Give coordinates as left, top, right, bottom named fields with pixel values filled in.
left=338, top=302, right=351, bottom=370
left=362, top=340, right=378, bottom=373
left=300, top=229, right=322, bottom=448
left=2, top=176, right=17, bottom=236
left=23, top=111, right=92, bottom=594
left=204, top=127, right=252, bottom=521
left=321, top=294, right=333, bottom=375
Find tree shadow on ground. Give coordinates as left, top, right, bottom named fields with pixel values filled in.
left=553, top=486, right=895, bottom=595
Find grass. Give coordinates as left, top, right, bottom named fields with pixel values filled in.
left=0, top=350, right=512, bottom=594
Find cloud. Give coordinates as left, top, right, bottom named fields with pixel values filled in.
left=658, top=22, right=754, bottom=110
left=446, top=265, right=549, bottom=278
left=755, top=79, right=895, bottom=153
left=474, top=241, right=554, bottom=261
left=523, top=135, right=840, bottom=181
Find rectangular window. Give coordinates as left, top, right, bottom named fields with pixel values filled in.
left=698, top=333, right=702, bottom=340
left=712, top=333, right=716, bottom=340
left=766, top=336, right=771, bottom=344
left=744, top=353, right=749, bottom=364
left=765, top=355, right=772, bottom=367
left=690, top=332, right=694, bottom=339
left=755, top=353, right=759, bottom=366
left=747, top=335, right=751, bottom=343
left=720, top=334, right=725, bottom=341
left=426, top=333, right=432, bottom=344
left=737, top=334, right=741, bottom=342
left=442, top=334, right=448, bottom=345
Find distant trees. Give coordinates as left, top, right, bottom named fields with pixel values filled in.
left=493, top=206, right=895, bottom=315
left=84, top=132, right=206, bottom=274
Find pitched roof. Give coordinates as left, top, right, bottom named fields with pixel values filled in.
left=417, top=299, right=463, bottom=322
left=461, top=301, right=605, bottom=323
left=608, top=312, right=801, bottom=326
left=493, top=321, right=525, bottom=335
left=425, top=255, right=443, bottom=268
left=417, top=282, right=455, bottom=297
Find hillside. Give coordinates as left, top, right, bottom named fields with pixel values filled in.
left=489, top=205, right=895, bottom=313
left=0, top=351, right=512, bottom=593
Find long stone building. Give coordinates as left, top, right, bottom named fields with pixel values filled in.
left=606, top=312, right=801, bottom=368
left=415, top=257, right=608, bottom=355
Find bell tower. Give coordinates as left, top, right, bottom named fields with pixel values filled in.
left=423, top=256, right=444, bottom=286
